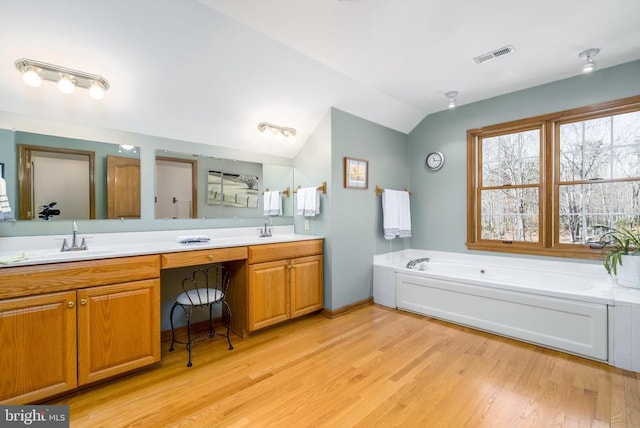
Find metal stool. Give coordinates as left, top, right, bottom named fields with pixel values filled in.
left=168, top=264, right=233, bottom=367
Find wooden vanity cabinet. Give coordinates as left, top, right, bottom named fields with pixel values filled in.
left=0, top=291, right=77, bottom=404
left=247, top=240, right=323, bottom=332
left=0, top=255, right=160, bottom=404
left=77, top=278, right=160, bottom=386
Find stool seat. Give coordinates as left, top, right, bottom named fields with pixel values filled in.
left=176, top=288, right=223, bottom=306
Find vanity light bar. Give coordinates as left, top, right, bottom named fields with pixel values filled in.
left=15, top=58, right=110, bottom=99
left=257, top=122, right=297, bottom=144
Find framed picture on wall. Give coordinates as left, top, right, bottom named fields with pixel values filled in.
left=344, top=157, right=368, bottom=189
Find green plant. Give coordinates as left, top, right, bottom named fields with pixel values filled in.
left=596, top=226, right=640, bottom=275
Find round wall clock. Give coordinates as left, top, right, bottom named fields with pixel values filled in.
left=425, top=151, right=445, bottom=171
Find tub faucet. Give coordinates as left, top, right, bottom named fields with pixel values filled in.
left=406, top=257, right=430, bottom=269
left=61, top=220, right=88, bottom=252
left=260, top=217, right=273, bottom=237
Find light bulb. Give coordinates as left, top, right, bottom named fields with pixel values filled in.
left=22, top=68, right=42, bottom=87
left=57, top=75, right=75, bottom=94
left=579, top=48, right=599, bottom=74
left=445, top=91, right=458, bottom=109
left=89, top=81, right=105, bottom=99
left=583, top=58, right=595, bottom=73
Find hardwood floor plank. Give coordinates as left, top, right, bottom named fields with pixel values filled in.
left=48, top=305, right=640, bottom=427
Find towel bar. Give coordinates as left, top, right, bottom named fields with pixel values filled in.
left=263, top=187, right=291, bottom=198
left=294, top=181, right=327, bottom=195
left=375, top=185, right=411, bottom=196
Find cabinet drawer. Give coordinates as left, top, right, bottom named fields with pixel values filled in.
left=161, top=246, right=247, bottom=269
left=248, top=239, right=323, bottom=264
left=0, top=255, right=160, bottom=299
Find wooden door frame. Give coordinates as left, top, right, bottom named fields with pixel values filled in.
left=17, top=144, right=95, bottom=220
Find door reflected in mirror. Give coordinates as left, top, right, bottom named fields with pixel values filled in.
left=18, top=145, right=96, bottom=220
left=155, top=156, right=197, bottom=219
left=9, top=131, right=141, bottom=221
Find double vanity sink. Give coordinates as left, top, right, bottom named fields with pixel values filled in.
left=0, top=225, right=324, bottom=405
left=0, top=225, right=317, bottom=267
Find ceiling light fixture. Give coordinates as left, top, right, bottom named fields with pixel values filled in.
left=257, top=122, right=296, bottom=144
left=578, top=48, right=600, bottom=74
left=445, top=91, right=458, bottom=109
left=15, top=58, right=110, bottom=99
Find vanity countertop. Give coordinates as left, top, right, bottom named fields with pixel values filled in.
left=0, top=226, right=322, bottom=268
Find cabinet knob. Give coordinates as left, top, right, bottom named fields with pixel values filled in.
left=287, top=264, right=292, bottom=270
left=67, top=301, right=74, bottom=308
left=80, top=299, right=87, bottom=305
left=208, top=255, right=214, bottom=261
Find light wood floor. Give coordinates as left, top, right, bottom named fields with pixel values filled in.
left=52, top=305, right=640, bottom=427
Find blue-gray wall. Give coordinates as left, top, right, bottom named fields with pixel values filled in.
left=293, top=108, right=409, bottom=311
left=409, top=60, right=640, bottom=255
left=327, top=108, right=408, bottom=310
left=293, top=110, right=332, bottom=306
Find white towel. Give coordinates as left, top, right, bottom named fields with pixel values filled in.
left=398, top=190, right=412, bottom=238
left=382, top=189, right=411, bottom=239
left=176, top=235, right=211, bottom=244
left=382, top=189, right=400, bottom=239
left=0, top=178, right=14, bottom=222
left=263, top=191, right=282, bottom=216
left=296, top=187, right=320, bottom=217
left=296, top=188, right=306, bottom=216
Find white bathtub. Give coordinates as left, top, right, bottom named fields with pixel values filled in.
left=373, top=250, right=631, bottom=364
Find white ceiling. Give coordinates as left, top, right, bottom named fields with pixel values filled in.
left=1, top=0, right=639, bottom=159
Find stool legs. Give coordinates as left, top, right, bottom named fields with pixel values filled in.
left=223, top=301, right=234, bottom=350
left=168, top=301, right=233, bottom=367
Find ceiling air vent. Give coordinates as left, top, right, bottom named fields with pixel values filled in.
left=473, top=45, right=515, bottom=64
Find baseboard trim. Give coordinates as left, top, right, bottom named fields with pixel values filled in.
left=321, top=297, right=374, bottom=319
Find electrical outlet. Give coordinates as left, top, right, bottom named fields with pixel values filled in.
left=304, top=219, right=310, bottom=230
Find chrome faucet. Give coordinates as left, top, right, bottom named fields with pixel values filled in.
left=61, top=220, right=88, bottom=252
left=260, top=217, right=273, bottom=237
left=406, top=257, right=430, bottom=269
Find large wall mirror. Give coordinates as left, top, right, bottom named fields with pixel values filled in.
left=0, top=123, right=294, bottom=229
left=155, top=150, right=294, bottom=219
left=4, top=130, right=140, bottom=221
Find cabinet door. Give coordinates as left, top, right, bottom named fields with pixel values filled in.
left=291, top=255, right=324, bottom=318
left=248, top=260, right=289, bottom=331
left=77, top=279, right=160, bottom=386
left=0, top=291, right=77, bottom=404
